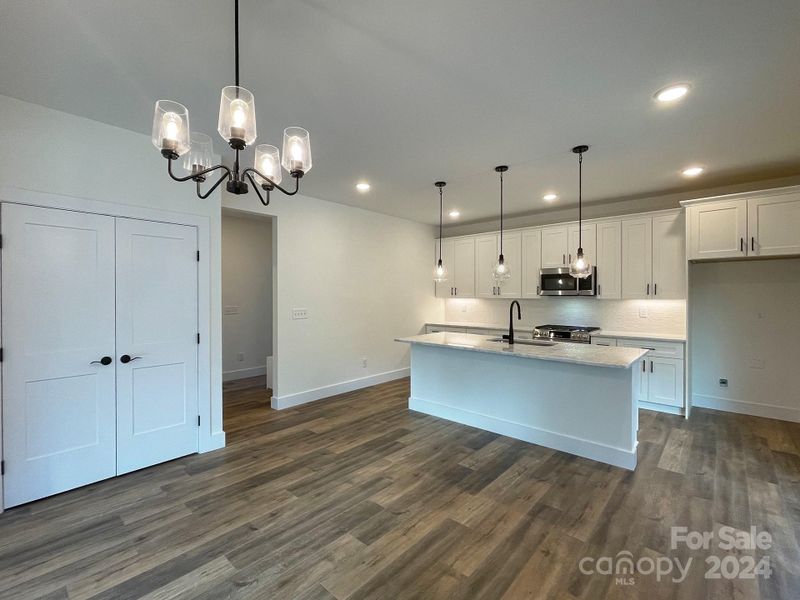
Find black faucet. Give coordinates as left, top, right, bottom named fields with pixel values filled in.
left=505, top=300, right=522, bottom=345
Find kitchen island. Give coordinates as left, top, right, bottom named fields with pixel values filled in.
left=396, top=332, right=649, bottom=470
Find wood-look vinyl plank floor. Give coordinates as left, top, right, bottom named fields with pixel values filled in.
left=0, top=377, right=798, bottom=599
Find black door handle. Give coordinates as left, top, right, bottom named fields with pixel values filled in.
left=90, top=356, right=113, bottom=366
left=120, top=355, right=142, bottom=364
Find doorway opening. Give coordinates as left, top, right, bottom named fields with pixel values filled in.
left=221, top=210, right=275, bottom=439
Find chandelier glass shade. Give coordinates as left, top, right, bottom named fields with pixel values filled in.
left=433, top=181, right=448, bottom=283
left=569, top=145, right=593, bottom=279
left=492, top=166, right=512, bottom=284
left=151, top=0, right=312, bottom=205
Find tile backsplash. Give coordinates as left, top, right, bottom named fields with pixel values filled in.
left=444, top=298, right=686, bottom=335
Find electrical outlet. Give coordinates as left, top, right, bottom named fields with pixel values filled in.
left=361, top=357, right=368, bottom=368
left=237, top=352, right=245, bottom=362
left=638, top=306, right=648, bottom=319
left=719, top=378, right=728, bottom=387
left=292, top=308, right=309, bottom=320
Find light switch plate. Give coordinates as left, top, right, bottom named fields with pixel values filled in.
left=292, top=308, right=309, bottom=320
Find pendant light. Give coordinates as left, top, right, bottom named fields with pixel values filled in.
left=433, top=181, right=448, bottom=283
left=492, top=166, right=512, bottom=283
left=569, top=145, right=592, bottom=279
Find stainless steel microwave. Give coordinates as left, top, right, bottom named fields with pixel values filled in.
left=539, top=267, right=597, bottom=296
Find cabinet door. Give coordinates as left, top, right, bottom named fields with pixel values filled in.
left=115, top=219, right=199, bottom=475
left=632, top=357, right=648, bottom=404
left=541, top=225, right=569, bottom=268
left=687, top=200, right=747, bottom=260
left=521, top=228, right=542, bottom=299
left=652, top=212, right=686, bottom=299
left=647, top=357, right=684, bottom=408
left=621, top=218, right=653, bottom=299
left=568, top=224, right=596, bottom=268
left=747, top=193, right=800, bottom=257
left=474, top=234, right=499, bottom=298
left=1, top=204, right=117, bottom=508
left=435, top=239, right=455, bottom=299
left=453, top=238, right=475, bottom=297
left=595, top=221, right=621, bottom=299
left=499, top=231, right=522, bottom=298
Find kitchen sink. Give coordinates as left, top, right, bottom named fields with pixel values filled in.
left=487, top=338, right=556, bottom=347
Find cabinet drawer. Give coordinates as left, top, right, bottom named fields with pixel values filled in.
left=591, top=336, right=617, bottom=347
left=617, top=339, right=684, bottom=359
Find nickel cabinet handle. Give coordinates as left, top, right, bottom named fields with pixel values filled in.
left=740, top=237, right=744, bottom=253
left=597, top=284, right=602, bottom=296
left=536, top=285, right=540, bottom=295
left=650, top=360, right=654, bottom=373
left=751, top=237, right=756, bottom=252
left=646, top=283, right=650, bottom=296
left=562, top=254, right=566, bottom=265
left=642, top=360, right=646, bottom=372
left=654, top=283, right=658, bottom=296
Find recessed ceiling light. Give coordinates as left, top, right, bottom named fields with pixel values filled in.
left=356, top=182, right=370, bottom=192
left=542, top=193, right=558, bottom=202
left=655, top=83, right=691, bottom=103
left=449, top=210, right=460, bottom=218
left=681, top=166, right=705, bottom=177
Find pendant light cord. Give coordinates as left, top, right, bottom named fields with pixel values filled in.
left=499, top=170, right=504, bottom=255
left=578, top=150, right=582, bottom=250
left=439, top=185, right=443, bottom=261
left=234, top=0, right=240, bottom=87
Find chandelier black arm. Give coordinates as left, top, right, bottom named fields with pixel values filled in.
left=241, top=167, right=301, bottom=196
left=244, top=172, right=271, bottom=206
left=167, top=157, right=231, bottom=183
left=196, top=171, right=233, bottom=200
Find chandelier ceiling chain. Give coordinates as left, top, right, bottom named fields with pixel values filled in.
left=569, top=144, right=592, bottom=279
left=151, top=0, right=312, bottom=205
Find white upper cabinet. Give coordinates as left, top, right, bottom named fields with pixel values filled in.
left=435, top=239, right=455, bottom=299
left=453, top=237, right=475, bottom=297
left=541, top=225, right=569, bottom=268
left=621, top=218, right=653, bottom=299
left=498, top=231, right=521, bottom=298
left=474, top=234, right=499, bottom=298
left=567, top=224, right=596, bottom=268
left=595, top=221, right=621, bottom=299
left=521, top=228, right=542, bottom=299
left=747, top=193, right=800, bottom=257
left=686, top=190, right=800, bottom=261
left=687, top=199, right=748, bottom=260
left=652, top=212, right=686, bottom=299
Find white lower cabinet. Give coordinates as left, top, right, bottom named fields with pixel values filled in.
left=1, top=203, right=200, bottom=508
left=595, top=336, right=685, bottom=412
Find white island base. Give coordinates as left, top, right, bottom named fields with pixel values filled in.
left=399, top=334, right=644, bottom=470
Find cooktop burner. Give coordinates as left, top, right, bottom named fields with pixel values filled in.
left=534, top=324, right=600, bottom=333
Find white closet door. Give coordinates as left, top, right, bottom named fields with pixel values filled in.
left=2, top=204, right=117, bottom=507
left=115, top=218, right=199, bottom=474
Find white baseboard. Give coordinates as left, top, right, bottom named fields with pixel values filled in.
left=271, top=368, right=410, bottom=410
left=692, top=394, right=800, bottom=423
left=409, top=396, right=637, bottom=470
left=223, top=366, right=267, bottom=382
left=639, top=400, right=684, bottom=416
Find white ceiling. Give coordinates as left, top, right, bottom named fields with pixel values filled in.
left=1, top=0, right=799, bottom=225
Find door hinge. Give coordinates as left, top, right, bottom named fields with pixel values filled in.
left=196, top=250, right=200, bottom=262
left=0, top=347, right=4, bottom=362
left=0, top=234, right=3, bottom=249
left=197, top=415, right=201, bottom=427
left=1, top=460, right=5, bottom=476
left=197, top=333, right=200, bottom=344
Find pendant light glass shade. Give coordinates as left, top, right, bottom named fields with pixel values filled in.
left=569, top=145, right=592, bottom=279
left=281, top=127, right=312, bottom=173
left=434, top=259, right=448, bottom=283
left=183, top=132, right=214, bottom=176
left=217, top=86, right=257, bottom=147
left=253, top=144, right=282, bottom=186
left=152, top=100, right=191, bottom=156
left=492, top=166, right=511, bottom=284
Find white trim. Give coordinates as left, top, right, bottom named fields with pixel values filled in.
left=205, top=431, right=226, bottom=452
left=223, top=366, right=267, bottom=382
left=639, top=400, right=684, bottom=416
left=409, top=396, right=637, bottom=470
left=271, top=368, right=410, bottom=410
left=679, top=184, right=800, bottom=207
left=266, top=356, right=274, bottom=389
left=692, top=394, right=800, bottom=423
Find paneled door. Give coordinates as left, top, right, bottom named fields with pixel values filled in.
left=115, top=219, right=199, bottom=474
left=2, top=204, right=117, bottom=507
left=747, top=193, right=800, bottom=257
left=621, top=218, right=653, bottom=299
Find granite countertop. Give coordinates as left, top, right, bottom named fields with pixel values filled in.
left=397, top=332, right=649, bottom=369
left=425, top=321, right=686, bottom=343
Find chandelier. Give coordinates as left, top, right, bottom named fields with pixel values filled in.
left=151, top=0, right=312, bottom=205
